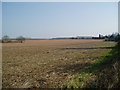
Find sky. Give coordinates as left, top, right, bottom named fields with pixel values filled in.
left=0, top=2, right=2, bottom=39
left=118, top=1, right=120, bottom=33
left=2, top=2, right=118, bottom=38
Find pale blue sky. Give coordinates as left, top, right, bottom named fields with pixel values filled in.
left=2, top=2, right=118, bottom=38
left=0, top=2, right=2, bottom=39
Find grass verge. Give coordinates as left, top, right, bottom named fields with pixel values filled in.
left=63, top=42, right=120, bottom=89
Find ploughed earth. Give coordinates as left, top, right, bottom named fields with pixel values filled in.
left=2, top=39, right=115, bottom=88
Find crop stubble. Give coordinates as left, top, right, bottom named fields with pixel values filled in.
left=2, top=39, right=115, bottom=88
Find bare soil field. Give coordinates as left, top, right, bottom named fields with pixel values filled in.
left=3, top=39, right=104, bottom=47
left=2, top=39, right=115, bottom=88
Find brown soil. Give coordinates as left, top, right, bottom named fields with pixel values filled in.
left=2, top=39, right=115, bottom=88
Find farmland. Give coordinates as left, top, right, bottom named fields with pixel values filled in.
left=2, top=39, right=115, bottom=88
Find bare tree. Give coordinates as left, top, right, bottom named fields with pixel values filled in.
left=2, top=35, right=10, bottom=43
left=16, top=36, right=25, bottom=43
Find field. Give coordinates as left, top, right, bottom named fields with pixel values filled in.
left=2, top=39, right=115, bottom=88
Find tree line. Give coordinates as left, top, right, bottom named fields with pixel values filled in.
left=1, top=35, right=25, bottom=43
left=102, top=33, right=120, bottom=42
left=1, top=33, right=120, bottom=43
